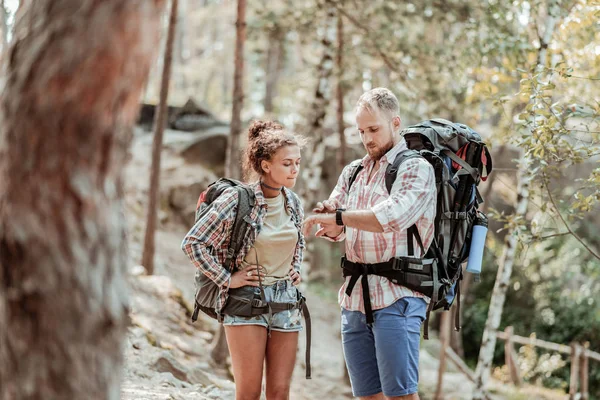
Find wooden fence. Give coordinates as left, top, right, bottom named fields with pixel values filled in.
left=496, top=326, right=600, bottom=400
left=435, top=323, right=600, bottom=400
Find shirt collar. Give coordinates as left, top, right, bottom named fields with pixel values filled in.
left=361, top=137, right=408, bottom=167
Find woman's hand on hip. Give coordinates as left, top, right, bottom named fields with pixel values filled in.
left=229, top=264, right=265, bottom=289
left=289, top=268, right=301, bottom=286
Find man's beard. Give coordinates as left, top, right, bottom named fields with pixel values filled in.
left=366, top=140, right=394, bottom=160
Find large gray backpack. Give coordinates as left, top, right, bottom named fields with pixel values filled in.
left=344, top=119, right=492, bottom=338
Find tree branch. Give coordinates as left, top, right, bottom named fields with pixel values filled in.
left=531, top=231, right=571, bottom=241
left=335, top=6, right=413, bottom=89
left=543, top=174, right=600, bottom=261
left=568, top=75, right=600, bottom=81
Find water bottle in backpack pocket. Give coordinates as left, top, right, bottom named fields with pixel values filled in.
left=465, top=211, right=488, bottom=282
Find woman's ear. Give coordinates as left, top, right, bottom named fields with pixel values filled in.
left=261, top=159, right=270, bottom=174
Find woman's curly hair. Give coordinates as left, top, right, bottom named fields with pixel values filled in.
left=243, top=120, right=307, bottom=180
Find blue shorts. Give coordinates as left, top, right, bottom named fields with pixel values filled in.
left=223, top=280, right=303, bottom=332
left=341, top=297, right=427, bottom=397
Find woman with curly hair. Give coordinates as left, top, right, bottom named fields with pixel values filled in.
left=182, top=120, right=307, bottom=400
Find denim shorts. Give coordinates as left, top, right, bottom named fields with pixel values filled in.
left=341, top=297, right=427, bottom=397
left=223, top=280, right=303, bottom=332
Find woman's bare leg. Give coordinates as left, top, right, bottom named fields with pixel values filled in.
left=264, top=331, right=299, bottom=400
left=225, top=325, right=268, bottom=400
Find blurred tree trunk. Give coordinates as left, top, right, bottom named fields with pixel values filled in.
left=142, top=0, right=179, bottom=275
left=264, top=25, right=284, bottom=116
left=225, top=0, right=246, bottom=179
left=336, top=11, right=346, bottom=174
left=301, top=1, right=336, bottom=209
left=0, top=1, right=165, bottom=399
left=472, top=1, right=560, bottom=397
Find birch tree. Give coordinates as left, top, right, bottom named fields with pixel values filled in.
left=472, top=1, right=561, bottom=397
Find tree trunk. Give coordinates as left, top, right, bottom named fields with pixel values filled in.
left=300, top=1, right=336, bottom=209
left=472, top=156, right=532, bottom=399
left=224, top=0, right=246, bottom=180
left=263, top=25, right=284, bottom=115
left=0, top=1, right=165, bottom=399
left=142, top=0, right=179, bottom=275
left=472, top=6, right=559, bottom=397
left=336, top=10, right=346, bottom=174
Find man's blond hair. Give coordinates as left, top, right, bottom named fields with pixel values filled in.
left=356, top=87, right=400, bottom=119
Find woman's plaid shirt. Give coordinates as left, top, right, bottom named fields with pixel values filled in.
left=181, top=182, right=305, bottom=316
left=327, top=139, right=437, bottom=312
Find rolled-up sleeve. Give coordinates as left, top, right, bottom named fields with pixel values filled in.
left=181, top=188, right=238, bottom=287
left=371, top=157, right=436, bottom=234
left=320, top=162, right=358, bottom=242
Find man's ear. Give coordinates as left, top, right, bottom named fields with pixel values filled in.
left=393, top=116, right=402, bottom=133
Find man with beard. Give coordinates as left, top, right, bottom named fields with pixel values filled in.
left=303, top=88, right=436, bottom=400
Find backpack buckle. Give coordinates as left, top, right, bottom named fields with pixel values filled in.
left=252, top=299, right=266, bottom=308
left=391, top=258, right=403, bottom=271
left=340, top=256, right=347, bottom=269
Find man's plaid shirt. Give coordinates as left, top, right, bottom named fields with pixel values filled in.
left=327, top=139, right=437, bottom=312
left=181, top=182, right=305, bottom=316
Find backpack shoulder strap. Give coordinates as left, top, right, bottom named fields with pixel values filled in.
left=384, top=149, right=422, bottom=193
left=223, top=185, right=255, bottom=271
left=386, top=150, right=427, bottom=258
left=347, top=159, right=364, bottom=191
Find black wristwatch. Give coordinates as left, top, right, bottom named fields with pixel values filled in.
left=335, top=208, right=345, bottom=226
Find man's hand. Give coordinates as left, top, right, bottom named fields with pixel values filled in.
left=306, top=199, right=343, bottom=238
left=312, top=199, right=337, bottom=214
left=315, top=222, right=343, bottom=238
left=303, top=213, right=339, bottom=237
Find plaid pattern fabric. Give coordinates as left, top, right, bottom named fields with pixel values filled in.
left=181, top=182, right=305, bottom=315
left=327, top=139, right=437, bottom=312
